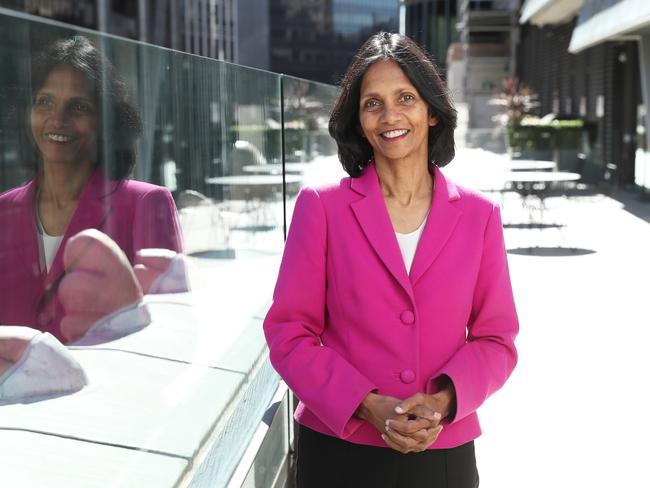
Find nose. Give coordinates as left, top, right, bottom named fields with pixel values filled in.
left=379, top=103, right=402, bottom=125
left=50, top=105, right=71, bottom=128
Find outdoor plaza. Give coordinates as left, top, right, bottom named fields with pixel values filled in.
left=1, top=4, right=648, bottom=482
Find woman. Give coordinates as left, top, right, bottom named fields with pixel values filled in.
left=264, top=33, right=518, bottom=487
left=0, top=36, right=183, bottom=343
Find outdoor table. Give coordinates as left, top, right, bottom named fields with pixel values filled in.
left=241, top=163, right=309, bottom=175
left=205, top=174, right=303, bottom=230
left=505, top=160, right=557, bottom=171
left=503, top=171, right=581, bottom=227
left=504, top=170, right=580, bottom=185
left=205, top=174, right=302, bottom=186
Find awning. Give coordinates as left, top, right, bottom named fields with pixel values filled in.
left=569, top=0, right=650, bottom=53
left=520, top=0, right=583, bottom=26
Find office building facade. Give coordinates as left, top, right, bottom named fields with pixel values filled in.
left=2, top=0, right=401, bottom=85
left=459, top=0, right=519, bottom=150
left=518, top=0, right=645, bottom=189
left=403, top=0, right=459, bottom=72
left=239, top=0, right=399, bottom=84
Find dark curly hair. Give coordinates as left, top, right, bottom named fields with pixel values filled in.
left=30, top=36, right=142, bottom=180
left=329, top=32, right=457, bottom=177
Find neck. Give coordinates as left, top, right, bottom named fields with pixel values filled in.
left=374, top=157, right=433, bottom=207
left=38, top=161, right=95, bottom=209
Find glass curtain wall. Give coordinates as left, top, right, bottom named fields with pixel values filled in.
left=0, top=9, right=338, bottom=487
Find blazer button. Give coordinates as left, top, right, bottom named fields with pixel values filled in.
left=400, top=310, right=415, bottom=325
left=400, top=369, right=415, bottom=384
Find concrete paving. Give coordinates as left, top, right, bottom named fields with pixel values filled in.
left=446, top=146, right=650, bottom=487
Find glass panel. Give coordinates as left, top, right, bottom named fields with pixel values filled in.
left=241, top=389, right=291, bottom=488
left=281, top=75, right=342, bottom=227
left=0, top=8, right=337, bottom=486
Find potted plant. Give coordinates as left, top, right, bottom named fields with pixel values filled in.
left=489, top=77, right=541, bottom=155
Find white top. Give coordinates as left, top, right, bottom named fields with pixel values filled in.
left=36, top=214, right=64, bottom=272
left=395, top=215, right=427, bottom=274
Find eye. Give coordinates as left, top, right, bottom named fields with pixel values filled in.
left=400, top=93, right=416, bottom=104
left=33, top=96, right=53, bottom=109
left=70, top=101, right=93, bottom=114
left=363, top=98, right=381, bottom=110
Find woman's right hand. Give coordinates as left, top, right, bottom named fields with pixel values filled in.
left=355, top=392, right=443, bottom=453
left=355, top=392, right=404, bottom=432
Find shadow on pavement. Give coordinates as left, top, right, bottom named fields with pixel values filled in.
left=503, top=223, right=565, bottom=229
left=189, top=249, right=237, bottom=259
left=507, top=247, right=596, bottom=257
left=609, top=189, right=650, bottom=224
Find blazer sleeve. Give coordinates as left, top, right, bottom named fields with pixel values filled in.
left=263, top=187, right=377, bottom=438
left=132, top=187, right=184, bottom=254
left=427, top=203, right=518, bottom=423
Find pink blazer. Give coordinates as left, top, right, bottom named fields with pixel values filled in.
left=264, top=164, right=518, bottom=449
left=0, top=168, right=183, bottom=341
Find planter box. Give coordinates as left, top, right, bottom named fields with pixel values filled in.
left=507, top=122, right=600, bottom=182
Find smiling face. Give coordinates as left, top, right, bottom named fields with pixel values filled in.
left=30, top=64, right=99, bottom=169
left=358, top=60, right=438, bottom=168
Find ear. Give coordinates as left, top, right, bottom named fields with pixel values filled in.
left=429, top=115, right=439, bottom=127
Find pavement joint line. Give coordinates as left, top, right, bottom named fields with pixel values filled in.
left=144, top=299, right=196, bottom=307
left=67, top=347, right=249, bottom=376
left=0, top=426, right=191, bottom=460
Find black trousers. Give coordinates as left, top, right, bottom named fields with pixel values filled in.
left=295, top=425, right=479, bottom=488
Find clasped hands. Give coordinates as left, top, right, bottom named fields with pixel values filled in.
left=356, top=384, right=455, bottom=454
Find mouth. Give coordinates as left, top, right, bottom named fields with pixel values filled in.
left=44, top=133, right=74, bottom=143
left=379, top=129, right=409, bottom=141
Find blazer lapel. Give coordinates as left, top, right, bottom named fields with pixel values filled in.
left=10, top=178, right=46, bottom=281
left=409, top=166, right=462, bottom=285
left=45, top=168, right=115, bottom=286
left=350, top=165, right=413, bottom=299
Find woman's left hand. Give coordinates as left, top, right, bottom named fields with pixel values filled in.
left=383, top=383, right=457, bottom=453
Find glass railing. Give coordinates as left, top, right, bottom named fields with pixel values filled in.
left=0, top=8, right=341, bottom=487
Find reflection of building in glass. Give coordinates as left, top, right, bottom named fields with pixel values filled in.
left=0, top=0, right=239, bottom=62
left=238, top=0, right=399, bottom=84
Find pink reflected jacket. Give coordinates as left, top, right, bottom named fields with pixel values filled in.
left=0, top=168, right=183, bottom=341
left=263, top=163, right=518, bottom=449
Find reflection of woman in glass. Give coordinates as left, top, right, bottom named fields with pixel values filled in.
left=264, top=33, right=518, bottom=487
left=0, top=36, right=183, bottom=342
